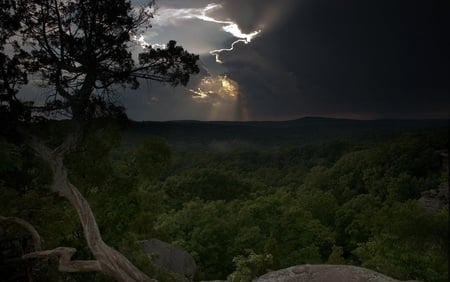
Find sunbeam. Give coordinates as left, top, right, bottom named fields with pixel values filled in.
left=188, top=75, right=245, bottom=120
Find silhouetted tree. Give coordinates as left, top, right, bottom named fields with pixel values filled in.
left=0, top=1, right=199, bottom=281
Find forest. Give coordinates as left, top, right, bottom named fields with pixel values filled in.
left=0, top=1, right=448, bottom=281
left=1, top=121, right=448, bottom=282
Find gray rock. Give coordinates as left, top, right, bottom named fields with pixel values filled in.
left=254, top=264, right=421, bottom=282
left=139, top=239, right=196, bottom=280
left=434, top=149, right=448, bottom=173
left=417, top=182, right=449, bottom=212
left=417, top=149, right=449, bottom=212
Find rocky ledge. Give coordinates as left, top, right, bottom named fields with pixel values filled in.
left=253, top=264, right=421, bottom=282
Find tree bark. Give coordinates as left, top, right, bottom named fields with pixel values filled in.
left=0, top=216, right=42, bottom=251
left=23, top=247, right=101, bottom=272
left=29, top=135, right=157, bottom=282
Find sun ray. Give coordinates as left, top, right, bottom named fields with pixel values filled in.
left=187, top=75, right=242, bottom=119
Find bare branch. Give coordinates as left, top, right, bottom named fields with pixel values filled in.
left=25, top=136, right=156, bottom=281
left=23, top=247, right=101, bottom=272
left=0, top=216, right=42, bottom=251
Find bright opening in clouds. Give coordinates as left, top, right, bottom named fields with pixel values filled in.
left=126, top=0, right=264, bottom=121
left=137, top=2, right=261, bottom=63
left=189, top=75, right=238, bottom=101
left=124, top=0, right=449, bottom=121
left=188, top=75, right=243, bottom=120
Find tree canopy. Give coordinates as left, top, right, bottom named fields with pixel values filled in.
left=0, top=0, right=199, bottom=124
left=0, top=1, right=199, bottom=281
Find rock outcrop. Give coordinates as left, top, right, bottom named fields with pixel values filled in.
left=435, top=149, right=448, bottom=173
left=254, top=265, right=421, bottom=282
left=417, top=183, right=449, bottom=211
left=417, top=149, right=449, bottom=212
left=139, top=239, right=196, bottom=280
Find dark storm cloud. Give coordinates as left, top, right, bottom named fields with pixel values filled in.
left=123, top=0, right=449, bottom=120
left=222, top=0, right=450, bottom=119
left=122, top=64, right=243, bottom=121
left=121, top=83, right=214, bottom=121
left=219, top=43, right=302, bottom=120
left=122, top=65, right=211, bottom=121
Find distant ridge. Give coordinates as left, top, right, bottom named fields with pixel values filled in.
left=125, top=118, right=448, bottom=150
left=133, top=116, right=448, bottom=124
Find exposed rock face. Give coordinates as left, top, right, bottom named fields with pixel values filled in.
left=139, top=239, right=196, bottom=280
left=418, top=182, right=449, bottom=211
left=435, top=149, right=448, bottom=173
left=417, top=149, right=449, bottom=212
left=254, top=265, right=421, bottom=282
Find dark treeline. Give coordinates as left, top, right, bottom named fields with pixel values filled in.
left=125, top=118, right=448, bottom=150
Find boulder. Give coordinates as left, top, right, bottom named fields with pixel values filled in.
left=254, top=264, right=421, bottom=282
left=139, top=239, right=196, bottom=280
left=417, top=182, right=449, bottom=211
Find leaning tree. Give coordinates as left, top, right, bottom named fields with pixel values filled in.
left=0, top=0, right=199, bottom=281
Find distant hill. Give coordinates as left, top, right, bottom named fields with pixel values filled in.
left=124, top=117, right=448, bottom=150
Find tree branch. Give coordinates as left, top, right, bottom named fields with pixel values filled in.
left=26, top=136, right=156, bottom=281
left=0, top=216, right=42, bottom=251
left=23, top=247, right=101, bottom=272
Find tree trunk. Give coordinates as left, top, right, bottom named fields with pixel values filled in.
left=29, top=135, right=156, bottom=282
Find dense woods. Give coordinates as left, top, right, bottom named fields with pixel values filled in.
left=1, top=0, right=199, bottom=280
left=1, top=1, right=447, bottom=281
left=1, top=123, right=448, bottom=281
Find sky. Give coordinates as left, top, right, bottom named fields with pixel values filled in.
left=123, top=0, right=449, bottom=121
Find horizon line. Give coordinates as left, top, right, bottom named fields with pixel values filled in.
left=129, top=116, right=450, bottom=123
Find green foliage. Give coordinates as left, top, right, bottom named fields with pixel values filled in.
left=120, top=138, right=172, bottom=182
left=335, top=194, right=382, bottom=250
left=354, top=203, right=448, bottom=281
left=228, top=250, right=274, bottom=282
left=1, top=127, right=447, bottom=281
left=66, top=128, right=119, bottom=192
left=0, top=139, right=52, bottom=193
left=0, top=140, right=21, bottom=173
left=327, top=245, right=346, bottom=265
left=155, top=200, right=234, bottom=279
left=158, top=168, right=253, bottom=208
left=234, top=191, right=335, bottom=267
left=154, top=191, right=335, bottom=280
left=297, top=190, right=338, bottom=226
left=0, top=132, right=177, bottom=281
